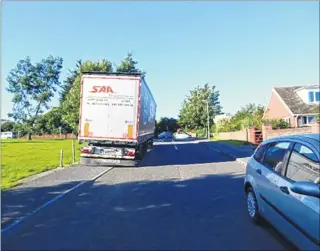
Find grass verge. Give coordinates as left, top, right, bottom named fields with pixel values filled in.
left=211, top=139, right=249, bottom=146
left=1, top=139, right=83, bottom=190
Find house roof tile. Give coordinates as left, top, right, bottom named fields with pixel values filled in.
left=274, top=86, right=319, bottom=115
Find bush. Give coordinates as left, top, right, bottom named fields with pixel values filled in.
left=263, top=119, right=290, bottom=129
left=196, top=128, right=207, bottom=138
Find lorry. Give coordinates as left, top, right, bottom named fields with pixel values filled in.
left=78, top=72, right=157, bottom=166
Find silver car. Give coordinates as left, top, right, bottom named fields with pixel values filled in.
left=174, top=131, right=192, bottom=140
left=244, top=134, right=320, bottom=250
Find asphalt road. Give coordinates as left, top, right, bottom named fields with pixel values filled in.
left=2, top=140, right=289, bottom=250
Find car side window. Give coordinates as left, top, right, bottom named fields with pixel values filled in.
left=285, top=143, right=320, bottom=183
left=253, top=143, right=269, bottom=163
left=262, top=142, right=291, bottom=173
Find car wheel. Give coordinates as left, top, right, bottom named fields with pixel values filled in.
left=246, top=187, right=261, bottom=224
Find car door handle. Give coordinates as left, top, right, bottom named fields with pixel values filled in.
left=255, top=169, right=262, bottom=175
left=280, top=186, right=290, bottom=194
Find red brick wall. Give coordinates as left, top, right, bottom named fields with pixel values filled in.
left=262, top=122, right=319, bottom=140
left=23, top=133, right=77, bottom=139
left=263, top=91, right=295, bottom=127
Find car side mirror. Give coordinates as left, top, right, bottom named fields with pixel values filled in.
left=290, top=181, right=320, bottom=198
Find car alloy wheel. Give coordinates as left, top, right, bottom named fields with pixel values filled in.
left=246, top=187, right=261, bottom=224
left=247, top=192, right=257, bottom=218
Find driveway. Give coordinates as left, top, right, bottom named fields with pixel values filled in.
left=2, top=140, right=290, bottom=250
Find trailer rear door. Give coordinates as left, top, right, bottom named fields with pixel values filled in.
left=79, top=75, right=139, bottom=141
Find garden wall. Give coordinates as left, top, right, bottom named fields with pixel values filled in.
left=216, top=130, right=248, bottom=141
left=262, top=122, right=320, bottom=140
left=23, top=133, right=77, bottom=139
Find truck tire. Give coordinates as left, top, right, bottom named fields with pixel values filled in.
left=135, top=144, right=144, bottom=160
left=147, top=140, right=153, bottom=152
left=142, top=142, right=147, bottom=158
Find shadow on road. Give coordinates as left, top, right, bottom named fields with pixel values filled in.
left=154, top=137, right=199, bottom=143
left=1, top=180, right=85, bottom=228
left=200, top=141, right=255, bottom=159
left=2, top=172, right=291, bottom=250
left=137, top=141, right=235, bottom=167
left=1, top=142, right=235, bottom=230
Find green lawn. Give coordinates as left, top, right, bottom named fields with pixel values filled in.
left=211, top=138, right=249, bottom=146
left=1, top=139, right=84, bottom=190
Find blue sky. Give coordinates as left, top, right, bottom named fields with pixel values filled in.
left=2, top=1, right=319, bottom=120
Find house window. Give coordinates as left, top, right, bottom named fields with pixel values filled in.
left=284, top=117, right=291, bottom=124
left=308, top=91, right=320, bottom=103
left=301, top=116, right=315, bottom=126
left=308, top=91, right=314, bottom=102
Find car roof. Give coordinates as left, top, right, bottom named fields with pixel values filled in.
left=263, top=133, right=320, bottom=152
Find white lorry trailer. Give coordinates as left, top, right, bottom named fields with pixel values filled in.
left=78, top=72, right=157, bottom=166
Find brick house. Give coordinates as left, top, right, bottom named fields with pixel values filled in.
left=263, top=85, right=319, bottom=128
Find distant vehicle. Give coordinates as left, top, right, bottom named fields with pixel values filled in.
left=1, top=132, right=15, bottom=139
left=158, top=131, right=173, bottom=139
left=174, top=131, right=191, bottom=140
left=78, top=72, right=157, bottom=166
left=244, top=134, right=320, bottom=250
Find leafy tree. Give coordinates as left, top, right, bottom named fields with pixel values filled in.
left=59, top=60, right=82, bottom=104
left=178, top=83, right=222, bottom=131
left=13, top=123, right=29, bottom=138
left=6, top=56, right=63, bottom=140
left=116, top=52, right=145, bottom=74
left=313, top=105, right=320, bottom=121
left=232, top=103, right=265, bottom=130
left=215, top=117, right=235, bottom=133
left=61, top=60, right=113, bottom=133
left=33, top=115, right=48, bottom=135
left=156, top=117, right=179, bottom=134
left=34, top=107, right=72, bottom=135
left=216, top=103, right=265, bottom=133
left=1, top=121, right=15, bottom=132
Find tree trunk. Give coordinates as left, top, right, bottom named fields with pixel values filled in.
left=28, top=133, right=32, bottom=140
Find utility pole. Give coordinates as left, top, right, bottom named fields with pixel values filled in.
left=206, top=101, right=210, bottom=140
left=202, top=100, right=210, bottom=140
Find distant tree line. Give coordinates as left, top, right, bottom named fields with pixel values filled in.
left=5, top=53, right=145, bottom=140
left=5, top=53, right=300, bottom=140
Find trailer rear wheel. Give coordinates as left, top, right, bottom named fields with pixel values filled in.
left=147, top=140, right=153, bottom=152
left=136, top=142, right=148, bottom=160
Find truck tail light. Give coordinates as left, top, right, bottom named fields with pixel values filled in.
left=125, top=149, right=135, bottom=156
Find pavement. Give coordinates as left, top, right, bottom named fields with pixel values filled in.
left=202, top=140, right=256, bottom=166
left=1, top=139, right=290, bottom=250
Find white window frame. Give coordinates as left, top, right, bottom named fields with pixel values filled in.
left=308, top=91, right=320, bottom=104
left=301, top=115, right=315, bottom=126
left=316, top=91, right=320, bottom=102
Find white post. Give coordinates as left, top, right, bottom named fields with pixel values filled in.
left=72, top=140, right=75, bottom=164
left=60, top=149, right=64, bottom=167
left=206, top=101, right=210, bottom=140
